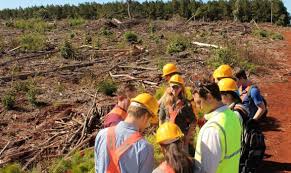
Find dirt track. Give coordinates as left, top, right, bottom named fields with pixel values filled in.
left=257, top=30, right=291, bottom=173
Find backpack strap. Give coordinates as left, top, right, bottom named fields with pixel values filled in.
left=106, top=126, right=142, bottom=173
left=233, top=103, right=249, bottom=125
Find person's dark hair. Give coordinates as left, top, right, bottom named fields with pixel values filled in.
left=220, top=91, right=242, bottom=103
left=193, top=79, right=222, bottom=101
left=117, top=83, right=136, bottom=96
left=235, top=69, right=247, bottom=80
left=161, top=140, right=194, bottom=173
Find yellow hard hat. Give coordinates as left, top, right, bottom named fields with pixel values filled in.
left=218, top=78, right=238, bottom=92
left=213, top=64, right=233, bottom=79
left=156, top=122, right=184, bottom=144
left=131, top=93, right=159, bottom=124
left=162, top=63, right=179, bottom=77
left=169, top=74, right=185, bottom=86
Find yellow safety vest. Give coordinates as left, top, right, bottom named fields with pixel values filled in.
left=195, top=108, right=241, bottom=173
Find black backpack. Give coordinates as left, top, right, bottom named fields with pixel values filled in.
left=239, top=119, right=266, bottom=173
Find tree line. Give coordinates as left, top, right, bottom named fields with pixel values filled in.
left=0, top=0, right=289, bottom=26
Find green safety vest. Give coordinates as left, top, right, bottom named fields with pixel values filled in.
left=195, top=108, right=242, bottom=173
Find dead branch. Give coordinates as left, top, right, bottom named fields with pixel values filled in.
left=7, top=46, right=22, bottom=53
left=22, top=148, right=44, bottom=171
left=0, top=59, right=107, bottom=83
left=118, top=65, right=157, bottom=71
left=0, top=141, right=10, bottom=157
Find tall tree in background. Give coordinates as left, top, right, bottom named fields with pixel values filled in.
left=127, top=0, right=132, bottom=19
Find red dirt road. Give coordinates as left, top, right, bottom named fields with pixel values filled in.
left=257, top=31, right=291, bottom=173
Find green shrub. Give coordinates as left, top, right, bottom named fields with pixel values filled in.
left=19, top=33, right=46, bottom=51
left=68, top=17, right=85, bottom=26
left=252, top=29, right=284, bottom=40
left=124, top=31, right=138, bottom=43
left=207, top=46, right=256, bottom=72
left=60, top=40, right=76, bottom=59
left=85, top=34, right=92, bottom=45
left=271, top=32, right=284, bottom=40
left=166, top=35, right=189, bottom=54
left=0, top=163, right=22, bottom=173
left=2, top=91, right=16, bottom=110
left=26, top=85, right=39, bottom=106
left=99, top=27, right=113, bottom=36
left=13, top=81, right=29, bottom=92
left=96, top=78, right=118, bottom=96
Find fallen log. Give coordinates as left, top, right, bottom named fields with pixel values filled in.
left=0, top=49, right=59, bottom=67
left=192, top=41, right=220, bottom=49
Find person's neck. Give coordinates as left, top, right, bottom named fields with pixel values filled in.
left=209, top=101, right=224, bottom=113
left=124, top=116, right=140, bottom=131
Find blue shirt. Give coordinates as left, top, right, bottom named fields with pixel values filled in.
left=94, top=121, right=154, bottom=173
left=242, top=86, right=263, bottom=118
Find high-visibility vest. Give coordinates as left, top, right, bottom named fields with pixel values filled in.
left=108, top=106, right=127, bottom=120
left=157, top=161, right=175, bottom=173
left=195, top=108, right=242, bottom=173
left=106, top=126, right=142, bottom=173
left=103, top=106, right=127, bottom=127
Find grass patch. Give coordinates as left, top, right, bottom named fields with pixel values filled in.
left=0, top=163, right=23, bottom=173
left=99, top=27, right=113, bottom=36
left=19, top=33, right=46, bottom=51
left=166, top=34, right=190, bottom=54
left=96, top=78, right=118, bottom=96
left=49, top=148, right=94, bottom=173
left=13, top=18, right=53, bottom=33
left=68, top=17, right=85, bottom=27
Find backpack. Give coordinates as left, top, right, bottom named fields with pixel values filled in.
left=239, top=119, right=266, bottom=173
left=240, top=85, right=268, bottom=120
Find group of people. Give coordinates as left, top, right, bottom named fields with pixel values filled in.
left=94, top=63, right=267, bottom=173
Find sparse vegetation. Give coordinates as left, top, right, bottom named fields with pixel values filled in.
left=9, top=19, right=54, bottom=33
left=2, top=91, right=16, bottom=110
left=26, top=85, right=40, bottom=106
left=0, top=163, right=22, bottom=173
left=253, top=29, right=284, bottom=40
left=19, top=33, right=46, bottom=51
left=60, top=40, right=76, bottom=59
left=166, top=35, right=189, bottom=54
left=49, top=149, right=94, bottom=173
left=124, top=31, right=138, bottom=43
left=99, top=27, right=113, bottom=36
left=85, top=33, right=93, bottom=45
left=68, top=17, right=85, bottom=26
left=96, top=78, right=118, bottom=96
left=208, top=45, right=256, bottom=72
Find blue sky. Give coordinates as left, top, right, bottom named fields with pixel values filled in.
left=0, top=0, right=290, bottom=14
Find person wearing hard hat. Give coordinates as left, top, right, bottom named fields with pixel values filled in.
left=153, top=122, right=202, bottom=173
left=218, top=78, right=249, bottom=126
left=103, top=83, right=137, bottom=128
left=95, top=93, right=158, bottom=173
left=193, top=80, right=241, bottom=173
left=213, top=64, right=234, bottom=83
left=235, top=69, right=267, bottom=121
left=159, top=74, right=196, bottom=156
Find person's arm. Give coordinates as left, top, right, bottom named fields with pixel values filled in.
left=250, top=88, right=266, bottom=120
left=139, top=144, right=155, bottom=173
left=199, top=127, right=222, bottom=173
left=159, top=102, right=167, bottom=125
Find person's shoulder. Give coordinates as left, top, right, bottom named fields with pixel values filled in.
left=250, top=85, right=261, bottom=95
left=96, top=128, right=108, bottom=139
left=136, top=137, right=154, bottom=152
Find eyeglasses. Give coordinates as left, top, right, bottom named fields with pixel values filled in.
left=170, top=85, right=181, bottom=90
